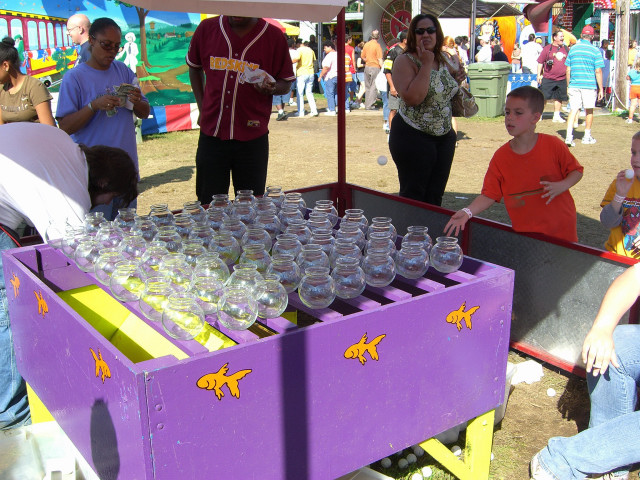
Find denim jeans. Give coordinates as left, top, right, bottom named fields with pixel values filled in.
left=296, top=74, right=317, bottom=115
left=0, top=231, right=30, bottom=430
left=324, top=76, right=337, bottom=112
left=381, top=91, right=389, bottom=122
left=537, top=324, right=640, bottom=479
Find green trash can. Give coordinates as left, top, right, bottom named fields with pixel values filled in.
left=467, top=62, right=511, bottom=117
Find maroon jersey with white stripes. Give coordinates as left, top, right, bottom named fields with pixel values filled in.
left=186, top=16, right=295, bottom=141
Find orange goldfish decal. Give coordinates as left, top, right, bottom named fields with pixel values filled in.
left=9, top=273, right=19, bottom=298
left=446, top=302, right=479, bottom=331
left=197, top=363, right=252, bottom=400
left=344, top=333, right=386, bottom=365
left=90, top=348, right=111, bottom=383
left=34, top=290, right=48, bottom=318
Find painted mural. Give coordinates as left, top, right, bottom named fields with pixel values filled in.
left=0, top=1, right=200, bottom=108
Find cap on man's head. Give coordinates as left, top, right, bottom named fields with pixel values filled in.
left=581, top=25, right=595, bottom=36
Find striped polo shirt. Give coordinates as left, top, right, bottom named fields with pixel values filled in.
left=566, top=39, right=605, bottom=90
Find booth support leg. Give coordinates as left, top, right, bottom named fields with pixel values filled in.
left=418, top=409, right=495, bottom=480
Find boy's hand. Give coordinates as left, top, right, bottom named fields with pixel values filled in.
left=615, top=169, right=634, bottom=198
left=540, top=180, right=568, bottom=204
left=444, top=210, right=470, bottom=237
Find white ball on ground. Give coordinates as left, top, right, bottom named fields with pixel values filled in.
left=547, top=387, right=556, bottom=397
left=412, top=445, right=425, bottom=456
left=410, top=473, right=423, bottom=480
left=626, top=168, right=635, bottom=180
left=380, top=457, right=392, bottom=468
left=398, top=458, right=409, bottom=468
left=377, top=155, right=388, bottom=165
left=451, top=445, right=462, bottom=456
left=491, top=452, right=495, bottom=461
left=421, top=466, right=433, bottom=477
left=406, top=453, right=417, bottom=464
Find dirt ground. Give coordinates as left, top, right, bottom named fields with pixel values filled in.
left=135, top=98, right=638, bottom=479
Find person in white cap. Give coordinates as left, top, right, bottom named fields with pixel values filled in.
left=475, top=35, right=492, bottom=63
left=564, top=25, right=604, bottom=147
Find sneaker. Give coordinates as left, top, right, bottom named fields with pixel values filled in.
left=626, top=118, right=634, bottom=124
left=288, top=99, right=296, bottom=106
left=276, top=112, right=287, bottom=121
left=310, top=111, right=319, bottom=117
left=382, top=122, right=389, bottom=131
left=582, top=135, right=597, bottom=145
left=359, top=103, right=366, bottom=109
left=552, top=115, right=564, bottom=123
left=290, top=112, right=305, bottom=118
left=530, top=452, right=555, bottom=480
left=565, top=136, right=575, bottom=147
left=324, top=111, right=336, bottom=116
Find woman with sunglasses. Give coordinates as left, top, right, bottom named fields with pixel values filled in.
left=389, top=14, right=465, bottom=206
left=0, top=37, right=55, bottom=125
left=56, top=17, right=149, bottom=220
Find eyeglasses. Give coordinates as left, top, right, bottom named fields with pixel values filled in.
left=67, top=26, right=80, bottom=35
left=415, top=27, right=437, bottom=35
left=90, top=35, right=122, bottom=52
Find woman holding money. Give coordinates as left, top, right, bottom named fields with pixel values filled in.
left=56, top=17, right=149, bottom=220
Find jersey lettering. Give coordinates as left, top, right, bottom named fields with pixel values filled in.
left=209, top=56, right=258, bottom=74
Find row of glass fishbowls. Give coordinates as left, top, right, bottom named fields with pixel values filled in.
left=55, top=188, right=464, bottom=341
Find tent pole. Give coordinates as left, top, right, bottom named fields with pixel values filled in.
left=470, top=0, right=477, bottom=63
left=337, top=8, right=348, bottom=214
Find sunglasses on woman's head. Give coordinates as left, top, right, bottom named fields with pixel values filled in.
left=415, top=27, right=437, bottom=35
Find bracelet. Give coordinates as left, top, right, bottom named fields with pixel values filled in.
left=462, top=207, right=473, bottom=219
left=87, top=101, right=94, bottom=113
left=613, top=194, right=626, bottom=203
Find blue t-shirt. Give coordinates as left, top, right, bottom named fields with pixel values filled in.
left=56, top=61, right=145, bottom=166
left=629, top=69, right=640, bottom=85
left=566, top=39, right=605, bottom=90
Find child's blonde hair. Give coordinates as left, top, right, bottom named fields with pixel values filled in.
left=634, top=57, right=640, bottom=72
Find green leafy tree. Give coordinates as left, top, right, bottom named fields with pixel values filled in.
left=111, top=0, right=153, bottom=68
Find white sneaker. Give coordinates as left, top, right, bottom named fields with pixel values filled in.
left=310, top=111, right=319, bottom=117
left=288, top=99, right=296, bottom=106
left=359, top=103, right=366, bottom=109
left=324, top=111, right=336, bottom=116
left=552, top=115, right=564, bottom=123
left=530, top=453, right=555, bottom=480
left=626, top=118, right=634, bottom=124
left=582, top=135, right=597, bottom=145
left=565, top=136, right=575, bottom=147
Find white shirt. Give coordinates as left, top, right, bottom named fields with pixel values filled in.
left=521, top=41, right=543, bottom=72
left=476, top=44, right=492, bottom=63
left=0, top=123, right=90, bottom=238
left=322, top=51, right=338, bottom=80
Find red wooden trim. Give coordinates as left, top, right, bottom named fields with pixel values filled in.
left=510, top=341, right=587, bottom=378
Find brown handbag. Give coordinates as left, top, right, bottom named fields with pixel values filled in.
left=443, top=52, right=478, bottom=118
left=451, top=83, right=479, bottom=118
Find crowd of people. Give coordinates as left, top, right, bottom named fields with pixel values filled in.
left=3, top=12, right=640, bottom=479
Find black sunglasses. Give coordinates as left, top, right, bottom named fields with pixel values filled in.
left=415, top=27, right=437, bottom=35
left=90, top=35, right=122, bottom=52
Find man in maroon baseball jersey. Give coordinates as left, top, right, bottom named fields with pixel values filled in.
left=187, top=16, right=295, bottom=203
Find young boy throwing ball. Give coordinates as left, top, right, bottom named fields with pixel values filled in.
left=444, top=86, right=584, bottom=242
left=600, top=131, right=640, bottom=257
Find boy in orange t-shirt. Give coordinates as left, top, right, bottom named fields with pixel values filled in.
left=445, top=86, right=584, bottom=242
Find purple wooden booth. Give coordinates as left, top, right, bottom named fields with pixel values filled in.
left=3, top=240, right=513, bottom=479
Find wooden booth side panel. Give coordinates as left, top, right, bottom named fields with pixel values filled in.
left=145, top=267, right=514, bottom=480
left=2, top=250, right=153, bottom=480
